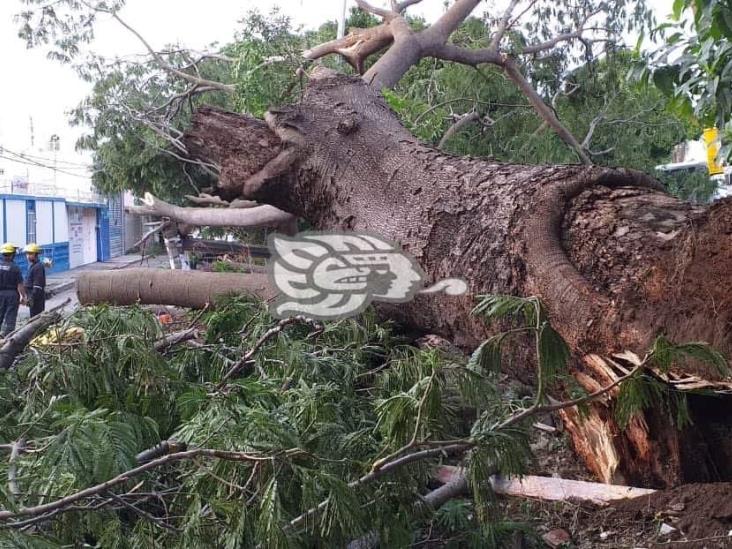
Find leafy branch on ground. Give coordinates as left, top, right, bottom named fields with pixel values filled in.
left=0, top=295, right=723, bottom=547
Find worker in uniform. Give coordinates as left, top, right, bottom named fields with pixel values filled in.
left=0, top=243, right=27, bottom=337
left=23, top=243, right=46, bottom=317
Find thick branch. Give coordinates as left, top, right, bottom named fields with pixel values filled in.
left=77, top=269, right=276, bottom=309
left=422, top=0, right=481, bottom=43
left=304, top=25, right=394, bottom=74
left=127, top=193, right=295, bottom=230
left=423, top=43, right=502, bottom=67
left=0, top=304, right=67, bottom=370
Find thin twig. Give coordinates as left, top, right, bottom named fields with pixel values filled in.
left=218, top=316, right=322, bottom=387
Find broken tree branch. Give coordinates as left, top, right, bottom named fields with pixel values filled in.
left=77, top=269, right=276, bottom=309
left=0, top=301, right=69, bottom=370
left=127, top=192, right=296, bottom=230
left=0, top=447, right=303, bottom=524
left=435, top=466, right=656, bottom=505
left=153, top=328, right=200, bottom=353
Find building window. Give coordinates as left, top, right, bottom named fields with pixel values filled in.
left=27, top=201, right=36, bottom=245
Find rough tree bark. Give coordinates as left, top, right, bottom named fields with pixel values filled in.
left=172, top=70, right=731, bottom=488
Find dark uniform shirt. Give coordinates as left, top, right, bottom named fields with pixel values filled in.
left=25, top=261, right=46, bottom=292
left=0, top=260, right=22, bottom=291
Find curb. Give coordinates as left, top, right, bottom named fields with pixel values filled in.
left=46, top=280, right=75, bottom=297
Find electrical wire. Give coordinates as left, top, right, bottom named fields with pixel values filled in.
left=0, top=151, right=91, bottom=179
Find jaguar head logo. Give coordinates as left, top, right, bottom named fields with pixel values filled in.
left=268, top=232, right=427, bottom=319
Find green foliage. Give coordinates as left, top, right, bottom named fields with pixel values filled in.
left=650, top=336, right=729, bottom=377
left=657, top=168, right=719, bottom=203
left=393, top=49, right=695, bottom=173
left=0, top=297, right=538, bottom=547
left=473, top=295, right=570, bottom=395
left=642, top=0, right=732, bottom=158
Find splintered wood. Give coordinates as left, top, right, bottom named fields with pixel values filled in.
left=436, top=466, right=656, bottom=506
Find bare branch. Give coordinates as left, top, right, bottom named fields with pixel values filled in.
left=423, top=43, right=502, bottom=67
left=127, top=193, right=296, bottom=230
left=489, top=0, right=521, bottom=50
left=133, top=221, right=170, bottom=249
left=422, top=0, right=481, bottom=43
left=502, top=58, right=591, bottom=164
left=582, top=113, right=606, bottom=149
left=438, top=111, right=482, bottom=149
left=0, top=304, right=68, bottom=370
left=84, top=2, right=235, bottom=94
left=153, top=328, right=200, bottom=353
left=304, top=25, right=394, bottom=74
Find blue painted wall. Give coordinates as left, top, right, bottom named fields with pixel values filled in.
left=97, top=207, right=110, bottom=262
left=0, top=193, right=109, bottom=275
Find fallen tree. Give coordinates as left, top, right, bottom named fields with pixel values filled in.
left=172, top=71, right=732, bottom=488
left=74, top=0, right=732, bottom=488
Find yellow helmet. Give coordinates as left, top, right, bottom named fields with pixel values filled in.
left=0, top=243, right=16, bottom=255
left=24, top=243, right=42, bottom=254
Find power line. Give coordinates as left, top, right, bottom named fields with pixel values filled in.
left=0, top=153, right=91, bottom=179
left=0, top=147, right=92, bottom=170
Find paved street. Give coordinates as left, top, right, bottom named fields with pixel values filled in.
left=17, top=253, right=170, bottom=323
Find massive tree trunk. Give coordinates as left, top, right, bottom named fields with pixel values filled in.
left=84, top=69, right=732, bottom=488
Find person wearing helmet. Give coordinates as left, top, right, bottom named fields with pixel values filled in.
left=0, top=243, right=27, bottom=337
left=23, top=243, right=46, bottom=317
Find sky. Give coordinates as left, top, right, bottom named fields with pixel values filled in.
left=0, top=0, right=673, bottom=192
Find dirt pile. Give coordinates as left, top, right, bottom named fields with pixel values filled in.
left=610, top=482, right=732, bottom=544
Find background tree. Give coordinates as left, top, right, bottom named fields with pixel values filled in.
left=641, top=0, right=732, bottom=157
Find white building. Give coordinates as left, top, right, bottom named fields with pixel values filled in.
left=0, top=138, right=121, bottom=272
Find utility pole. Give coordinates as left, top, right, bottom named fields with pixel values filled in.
left=337, top=0, right=347, bottom=39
